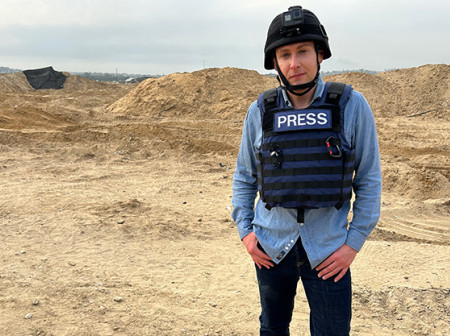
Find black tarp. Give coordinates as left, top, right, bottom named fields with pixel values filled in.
left=23, top=66, right=66, bottom=90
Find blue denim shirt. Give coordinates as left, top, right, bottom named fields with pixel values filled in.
left=231, top=78, right=382, bottom=269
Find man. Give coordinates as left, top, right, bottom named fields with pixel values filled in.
left=231, top=5, right=381, bottom=336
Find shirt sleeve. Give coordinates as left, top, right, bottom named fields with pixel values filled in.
left=345, top=92, right=382, bottom=251
left=231, top=101, right=260, bottom=240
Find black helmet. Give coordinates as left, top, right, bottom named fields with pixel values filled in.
left=264, top=6, right=331, bottom=70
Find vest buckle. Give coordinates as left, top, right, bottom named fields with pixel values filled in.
left=326, top=136, right=342, bottom=158
left=270, top=146, right=283, bottom=168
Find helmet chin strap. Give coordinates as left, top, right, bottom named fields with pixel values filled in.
left=274, top=51, right=320, bottom=97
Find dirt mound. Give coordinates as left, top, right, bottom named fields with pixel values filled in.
left=324, top=72, right=394, bottom=118
left=0, top=103, right=75, bottom=131
left=0, top=74, right=133, bottom=133
left=62, top=73, right=113, bottom=91
left=325, top=64, right=449, bottom=119
left=0, top=72, right=33, bottom=93
left=108, top=67, right=277, bottom=119
left=0, top=72, right=113, bottom=93
left=378, top=64, right=449, bottom=118
left=382, top=159, right=450, bottom=200
left=109, top=64, right=448, bottom=121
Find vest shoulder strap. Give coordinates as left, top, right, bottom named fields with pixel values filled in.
left=261, top=87, right=278, bottom=132
left=325, top=82, right=348, bottom=132
left=325, top=82, right=347, bottom=104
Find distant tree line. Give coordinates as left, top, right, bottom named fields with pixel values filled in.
left=0, top=66, right=161, bottom=83
left=322, top=69, right=378, bottom=76
left=264, top=69, right=378, bottom=79
left=2, top=65, right=380, bottom=82
left=0, top=66, right=21, bottom=73
left=68, top=71, right=162, bottom=83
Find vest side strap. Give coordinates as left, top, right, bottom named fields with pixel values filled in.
left=297, top=208, right=304, bottom=224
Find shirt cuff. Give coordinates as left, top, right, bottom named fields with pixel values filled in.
left=236, top=220, right=253, bottom=240
left=345, top=227, right=368, bottom=252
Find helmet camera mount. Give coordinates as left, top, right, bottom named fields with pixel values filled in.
left=281, top=6, right=304, bottom=35
left=275, top=6, right=321, bottom=97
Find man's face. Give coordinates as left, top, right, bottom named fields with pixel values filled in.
left=274, top=41, right=323, bottom=88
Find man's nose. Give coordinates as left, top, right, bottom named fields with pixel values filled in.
left=290, top=55, right=300, bottom=69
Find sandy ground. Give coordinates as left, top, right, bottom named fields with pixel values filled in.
left=0, top=65, right=449, bottom=335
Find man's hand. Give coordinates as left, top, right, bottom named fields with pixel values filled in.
left=242, top=232, right=275, bottom=269
left=316, top=244, right=357, bottom=282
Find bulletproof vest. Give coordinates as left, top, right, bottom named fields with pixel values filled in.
left=256, top=82, right=355, bottom=214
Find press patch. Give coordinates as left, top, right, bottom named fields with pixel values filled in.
left=274, top=109, right=332, bottom=132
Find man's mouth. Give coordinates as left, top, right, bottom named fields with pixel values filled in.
left=290, top=73, right=306, bottom=80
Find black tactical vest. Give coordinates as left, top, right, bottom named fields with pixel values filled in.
left=256, top=82, right=355, bottom=212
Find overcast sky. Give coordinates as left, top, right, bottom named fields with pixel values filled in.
left=1, top=0, right=449, bottom=75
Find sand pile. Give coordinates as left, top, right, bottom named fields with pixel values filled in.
left=109, top=64, right=448, bottom=122
left=325, top=64, right=449, bottom=119
left=0, top=72, right=33, bottom=93
left=0, top=72, right=115, bottom=93
left=62, top=73, right=113, bottom=91
left=0, top=102, right=75, bottom=131
left=108, top=67, right=277, bottom=119
left=0, top=73, right=133, bottom=132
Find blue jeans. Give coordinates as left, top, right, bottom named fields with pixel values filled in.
left=255, top=240, right=352, bottom=336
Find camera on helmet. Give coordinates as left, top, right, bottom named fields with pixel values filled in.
left=282, top=6, right=304, bottom=28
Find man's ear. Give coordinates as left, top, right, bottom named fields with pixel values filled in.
left=316, top=45, right=324, bottom=64
left=318, top=49, right=324, bottom=63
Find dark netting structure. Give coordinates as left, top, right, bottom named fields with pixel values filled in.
left=23, top=66, right=67, bottom=90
